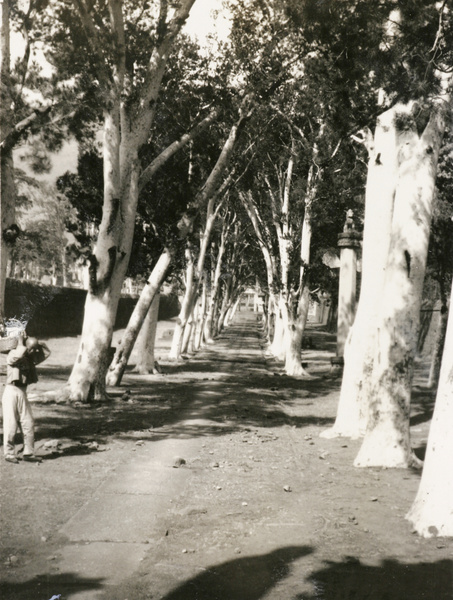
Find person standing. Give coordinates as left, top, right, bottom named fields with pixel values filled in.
left=2, top=332, right=50, bottom=463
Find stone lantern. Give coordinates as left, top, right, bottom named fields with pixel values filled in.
left=334, top=209, right=362, bottom=363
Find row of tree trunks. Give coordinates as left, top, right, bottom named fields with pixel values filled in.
left=204, top=217, right=231, bottom=343
left=355, top=103, right=447, bottom=469
left=325, top=99, right=447, bottom=471
left=106, top=97, right=253, bottom=382
left=169, top=99, right=253, bottom=361
left=241, top=135, right=318, bottom=377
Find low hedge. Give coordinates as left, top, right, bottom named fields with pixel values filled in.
left=5, top=279, right=179, bottom=338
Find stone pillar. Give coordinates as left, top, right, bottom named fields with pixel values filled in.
left=336, top=210, right=362, bottom=359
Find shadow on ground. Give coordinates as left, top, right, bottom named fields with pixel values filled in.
left=160, top=546, right=312, bottom=600
left=103, top=550, right=453, bottom=600
left=301, top=557, right=453, bottom=600
left=32, top=321, right=340, bottom=448
left=0, top=572, right=104, bottom=600
left=103, top=545, right=313, bottom=600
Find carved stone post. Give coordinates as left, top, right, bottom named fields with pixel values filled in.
left=336, top=210, right=362, bottom=360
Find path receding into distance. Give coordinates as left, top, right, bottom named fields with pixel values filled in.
left=4, top=311, right=448, bottom=600
left=55, top=315, right=272, bottom=600
left=44, top=312, right=314, bottom=600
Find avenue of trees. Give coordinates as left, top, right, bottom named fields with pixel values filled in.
left=1, top=0, right=453, bottom=537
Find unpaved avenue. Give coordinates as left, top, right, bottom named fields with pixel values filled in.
left=2, top=312, right=452, bottom=600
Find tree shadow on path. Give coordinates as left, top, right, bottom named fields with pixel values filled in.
left=299, top=556, right=453, bottom=600
left=160, top=545, right=313, bottom=600
left=0, top=572, right=104, bottom=600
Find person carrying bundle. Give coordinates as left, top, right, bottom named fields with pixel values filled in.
left=2, top=331, right=50, bottom=464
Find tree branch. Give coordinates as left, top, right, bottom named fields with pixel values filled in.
left=138, top=109, right=218, bottom=191
left=73, top=0, right=113, bottom=92
left=108, top=0, right=126, bottom=90
left=0, top=105, right=52, bottom=152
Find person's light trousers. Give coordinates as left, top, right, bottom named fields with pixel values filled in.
left=2, top=384, right=34, bottom=456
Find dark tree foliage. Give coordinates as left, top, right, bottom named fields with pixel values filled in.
left=428, top=136, right=453, bottom=297
left=56, top=152, right=103, bottom=226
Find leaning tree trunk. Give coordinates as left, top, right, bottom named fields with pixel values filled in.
left=182, top=300, right=196, bottom=354
left=224, top=294, right=241, bottom=328
left=106, top=249, right=172, bottom=385
left=406, top=274, right=453, bottom=536
left=354, top=104, right=447, bottom=469
left=321, top=106, right=400, bottom=439
left=217, top=282, right=233, bottom=334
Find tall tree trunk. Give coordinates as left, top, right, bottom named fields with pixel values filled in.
left=406, top=274, right=453, bottom=536
left=321, top=107, right=399, bottom=439
left=63, top=0, right=196, bottom=402
left=355, top=104, right=446, bottom=468
left=0, top=0, right=16, bottom=328
left=204, top=224, right=229, bottom=342
left=169, top=246, right=195, bottom=359
left=182, top=300, right=196, bottom=354
left=68, top=122, right=139, bottom=401
left=283, top=163, right=315, bottom=377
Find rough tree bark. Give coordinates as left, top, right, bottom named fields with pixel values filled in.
left=355, top=102, right=447, bottom=468
left=133, top=293, right=161, bottom=375
left=65, top=0, right=196, bottom=402
left=106, top=250, right=172, bottom=385
left=321, top=108, right=399, bottom=439
left=406, top=273, right=453, bottom=536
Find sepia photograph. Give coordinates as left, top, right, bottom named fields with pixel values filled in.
left=1, top=0, right=452, bottom=598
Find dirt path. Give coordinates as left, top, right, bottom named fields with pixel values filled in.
left=1, top=312, right=452, bottom=600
